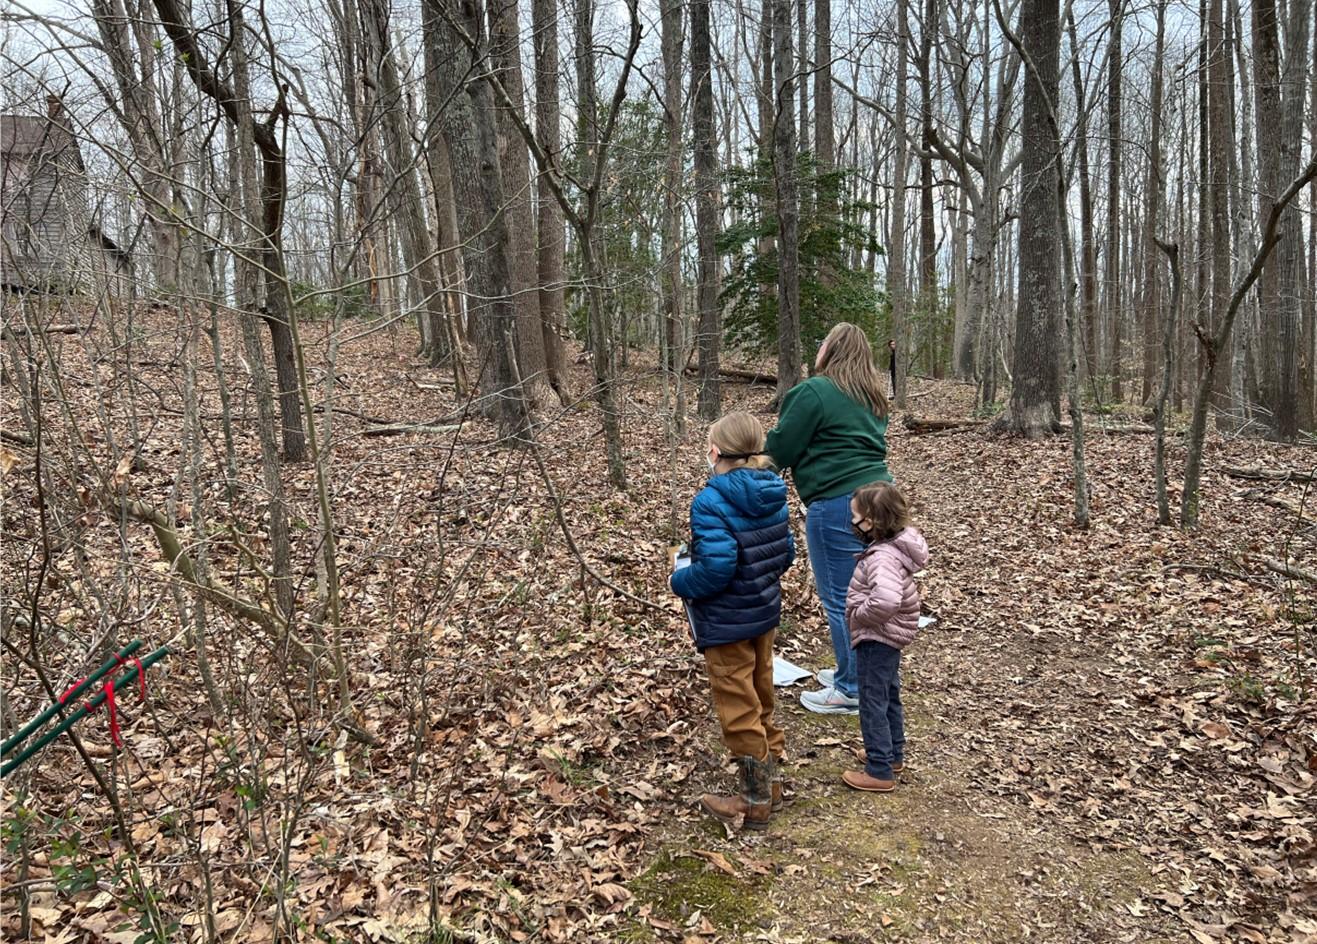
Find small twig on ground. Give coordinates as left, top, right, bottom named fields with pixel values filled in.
left=1162, top=562, right=1256, bottom=583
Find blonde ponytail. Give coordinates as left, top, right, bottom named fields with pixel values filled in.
left=709, top=412, right=774, bottom=470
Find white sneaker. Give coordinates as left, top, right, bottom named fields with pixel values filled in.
left=816, top=668, right=835, bottom=687
left=800, top=686, right=859, bottom=715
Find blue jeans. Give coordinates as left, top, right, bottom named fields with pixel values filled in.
left=805, top=493, right=865, bottom=698
left=856, top=641, right=905, bottom=779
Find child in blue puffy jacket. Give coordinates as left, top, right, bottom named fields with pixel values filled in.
left=670, top=411, right=795, bottom=829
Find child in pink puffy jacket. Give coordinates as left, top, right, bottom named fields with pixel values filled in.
left=841, top=482, right=928, bottom=793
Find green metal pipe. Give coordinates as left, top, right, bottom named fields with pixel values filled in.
left=1, top=647, right=170, bottom=777
left=2, top=640, right=145, bottom=758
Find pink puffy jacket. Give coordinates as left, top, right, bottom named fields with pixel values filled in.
left=845, top=527, right=929, bottom=650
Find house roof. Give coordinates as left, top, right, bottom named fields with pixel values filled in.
left=89, top=225, right=130, bottom=263
left=1, top=114, right=84, bottom=169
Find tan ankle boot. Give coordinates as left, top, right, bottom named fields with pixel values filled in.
left=700, top=756, right=774, bottom=829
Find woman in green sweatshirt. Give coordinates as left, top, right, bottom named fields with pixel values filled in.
left=765, top=323, right=893, bottom=714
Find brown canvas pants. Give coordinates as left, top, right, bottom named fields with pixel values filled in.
left=703, top=630, right=785, bottom=761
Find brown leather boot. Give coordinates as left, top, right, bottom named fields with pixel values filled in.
left=770, top=756, right=786, bottom=812
left=700, top=756, right=774, bottom=829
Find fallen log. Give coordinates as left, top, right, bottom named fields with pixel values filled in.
left=1222, top=465, right=1316, bottom=484
left=361, top=423, right=463, bottom=438
left=312, top=404, right=396, bottom=425
left=0, top=429, right=32, bottom=446
left=1087, top=423, right=1157, bottom=435
left=682, top=365, right=778, bottom=385
left=1, top=323, right=88, bottom=340
left=1262, top=557, right=1317, bottom=584
left=1239, top=489, right=1316, bottom=525
left=902, top=415, right=984, bottom=434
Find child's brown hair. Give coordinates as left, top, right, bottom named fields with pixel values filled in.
left=709, top=412, right=774, bottom=470
left=852, top=482, right=911, bottom=542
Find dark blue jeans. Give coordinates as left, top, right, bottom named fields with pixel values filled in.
left=805, top=493, right=866, bottom=698
left=856, top=641, right=905, bottom=779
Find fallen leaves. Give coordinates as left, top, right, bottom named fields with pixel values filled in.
left=3, top=308, right=1314, bottom=943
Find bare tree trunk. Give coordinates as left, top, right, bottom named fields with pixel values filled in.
left=693, top=0, right=721, bottom=419
left=660, top=0, right=685, bottom=378
left=891, top=0, right=911, bottom=407
left=91, top=0, right=186, bottom=294
left=1106, top=0, right=1124, bottom=402
left=773, top=0, right=802, bottom=403
left=155, top=0, right=296, bottom=614
left=1139, top=0, right=1167, bottom=404
left=1001, top=0, right=1062, bottom=437
left=423, top=0, right=529, bottom=441
left=1058, top=155, right=1090, bottom=528
left=1195, top=0, right=1211, bottom=396
left=1254, top=0, right=1310, bottom=439
left=917, top=0, right=937, bottom=387
left=813, top=0, right=835, bottom=289
left=813, top=0, right=833, bottom=170
left=574, top=0, right=628, bottom=485
left=1208, top=0, right=1232, bottom=420
left=360, top=0, right=451, bottom=369
left=1306, top=4, right=1317, bottom=429
left=488, top=0, right=552, bottom=409
left=1066, top=10, right=1098, bottom=388
left=951, top=200, right=968, bottom=364
left=1153, top=239, right=1180, bottom=525
left=531, top=0, right=569, bottom=396
left=1182, top=158, right=1317, bottom=526
left=797, top=0, right=809, bottom=144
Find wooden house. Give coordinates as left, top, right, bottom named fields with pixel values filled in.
left=1, top=97, right=130, bottom=298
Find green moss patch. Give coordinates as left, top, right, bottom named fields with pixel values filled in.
left=629, top=849, right=774, bottom=934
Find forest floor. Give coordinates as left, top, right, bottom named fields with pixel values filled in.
left=0, top=306, right=1314, bottom=944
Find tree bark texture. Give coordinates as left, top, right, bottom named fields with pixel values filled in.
left=692, top=0, right=721, bottom=419
left=1253, top=0, right=1310, bottom=438
left=773, top=0, right=802, bottom=403
left=531, top=0, right=569, bottom=395
left=360, top=0, right=451, bottom=368
left=488, top=0, right=553, bottom=408
left=1106, top=0, right=1124, bottom=401
left=424, top=0, right=529, bottom=440
left=1004, top=0, right=1063, bottom=437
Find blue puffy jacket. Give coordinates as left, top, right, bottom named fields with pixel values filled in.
left=671, top=467, right=795, bottom=651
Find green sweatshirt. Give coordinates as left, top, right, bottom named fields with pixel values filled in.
left=764, top=376, right=892, bottom=506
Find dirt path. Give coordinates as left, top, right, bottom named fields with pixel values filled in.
left=627, top=404, right=1313, bottom=943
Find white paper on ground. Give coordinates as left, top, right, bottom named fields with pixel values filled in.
left=773, top=656, right=814, bottom=686
left=918, top=615, right=937, bottom=628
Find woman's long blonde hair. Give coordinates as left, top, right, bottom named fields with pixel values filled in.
left=817, top=323, right=889, bottom=417
left=709, top=412, right=774, bottom=470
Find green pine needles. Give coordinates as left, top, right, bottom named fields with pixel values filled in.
left=718, top=154, right=885, bottom=355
